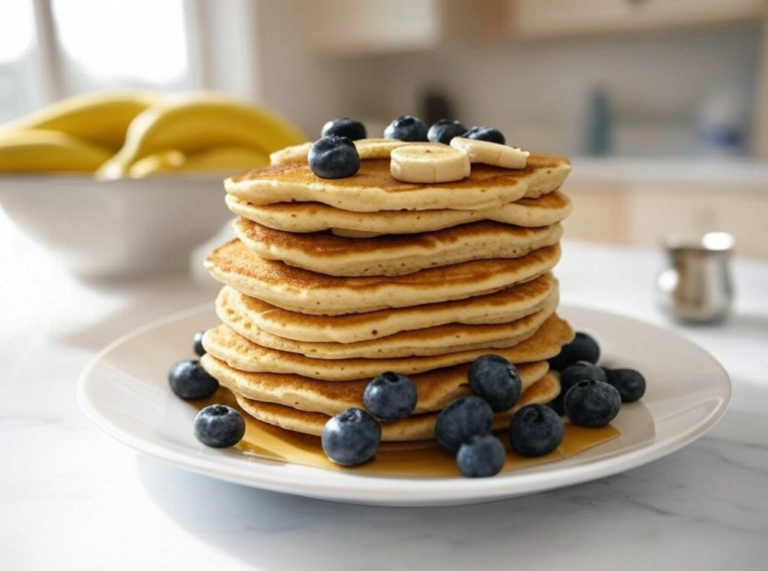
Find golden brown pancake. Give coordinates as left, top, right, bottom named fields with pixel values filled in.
left=225, top=190, right=572, bottom=235
left=213, top=273, right=557, bottom=343
left=201, top=354, right=549, bottom=415
left=217, top=286, right=558, bottom=359
left=225, top=154, right=571, bottom=212
left=201, top=312, right=574, bottom=381
left=234, top=373, right=561, bottom=441
left=233, top=217, right=563, bottom=277
left=204, top=239, right=561, bottom=315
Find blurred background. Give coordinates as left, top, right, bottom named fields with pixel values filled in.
left=1, top=0, right=766, bottom=257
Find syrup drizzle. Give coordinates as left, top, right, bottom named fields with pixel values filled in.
left=194, top=388, right=621, bottom=477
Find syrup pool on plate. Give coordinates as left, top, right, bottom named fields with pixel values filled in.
left=192, top=387, right=650, bottom=478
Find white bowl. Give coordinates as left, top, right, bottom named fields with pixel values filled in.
left=0, top=174, right=234, bottom=281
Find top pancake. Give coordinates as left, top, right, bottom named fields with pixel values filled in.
left=224, top=154, right=571, bottom=213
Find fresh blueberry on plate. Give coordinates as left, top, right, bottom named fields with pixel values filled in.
left=363, top=371, right=418, bottom=421
left=509, top=404, right=564, bottom=457
left=456, top=434, right=507, bottom=478
left=604, top=367, right=646, bottom=402
left=548, top=331, right=601, bottom=372
left=564, top=380, right=621, bottom=428
left=194, top=404, right=246, bottom=448
left=168, top=359, right=218, bottom=400
left=468, top=354, right=522, bottom=412
left=434, top=395, right=494, bottom=454
left=550, top=361, right=608, bottom=415
left=322, top=408, right=381, bottom=466
left=193, top=330, right=206, bottom=357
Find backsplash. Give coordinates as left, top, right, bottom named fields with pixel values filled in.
left=256, top=5, right=761, bottom=159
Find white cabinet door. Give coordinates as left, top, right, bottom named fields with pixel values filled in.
left=510, top=0, right=765, bottom=38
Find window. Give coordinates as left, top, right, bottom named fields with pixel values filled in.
left=0, top=0, right=211, bottom=124
left=0, top=1, right=37, bottom=123
left=52, top=0, right=191, bottom=92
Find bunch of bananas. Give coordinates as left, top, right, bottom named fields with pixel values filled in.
left=0, top=91, right=308, bottom=178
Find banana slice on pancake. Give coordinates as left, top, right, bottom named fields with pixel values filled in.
left=269, top=141, right=312, bottom=165
left=450, top=137, right=529, bottom=169
left=390, top=144, right=471, bottom=183
left=354, top=138, right=411, bottom=159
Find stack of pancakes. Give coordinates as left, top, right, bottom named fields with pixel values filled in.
left=200, top=143, right=574, bottom=441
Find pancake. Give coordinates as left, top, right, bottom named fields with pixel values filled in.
left=213, top=273, right=556, bottom=343
left=224, top=154, right=571, bottom=213
left=234, top=373, right=561, bottom=441
left=217, top=286, right=558, bottom=359
left=201, top=354, right=550, bottom=415
left=233, top=217, right=563, bottom=277
left=225, top=190, right=572, bottom=236
left=204, top=239, right=561, bottom=315
left=201, top=312, right=574, bottom=381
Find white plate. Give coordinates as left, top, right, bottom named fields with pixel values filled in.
left=77, top=304, right=731, bottom=507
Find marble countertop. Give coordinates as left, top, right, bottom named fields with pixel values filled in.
left=1, top=211, right=767, bottom=570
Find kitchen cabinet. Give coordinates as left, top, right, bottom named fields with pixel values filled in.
left=563, top=183, right=768, bottom=259
left=509, top=0, right=765, bottom=39
left=292, top=0, right=504, bottom=56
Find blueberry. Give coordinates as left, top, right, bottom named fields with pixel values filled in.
left=464, top=126, right=506, bottom=145
left=308, top=136, right=360, bottom=179
left=434, top=396, right=494, bottom=454
left=168, top=359, right=219, bottom=400
left=468, top=354, right=522, bottom=412
left=509, top=404, right=564, bottom=457
left=194, top=404, right=245, bottom=448
left=322, top=408, right=381, bottom=466
left=427, top=119, right=467, bottom=145
left=548, top=331, right=601, bottom=372
left=193, top=330, right=206, bottom=357
left=321, top=117, right=367, bottom=141
left=564, top=380, right=621, bottom=428
left=383, top=115, right=428, bottom=142
left=456, top=434, right=506, bottom=478
left=604, top=367, right=646, bottom=403
left=363, top=371, right=417, bottom=421
left=550, top=361, right=608, bottom=415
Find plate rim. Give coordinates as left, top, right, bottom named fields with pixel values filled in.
left=77, top=303, right=732, bottom=506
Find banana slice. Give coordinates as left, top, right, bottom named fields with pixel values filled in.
left=390, top=144, right=470, bottom=184
left=450, top=137, right=529, bottom=169
left=270, top=142, right=312, bottom=165
left=354, top=138, right=410, bottom=159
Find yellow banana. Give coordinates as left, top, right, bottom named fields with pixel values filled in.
left=180, top=145, right=270, bottom=172
left=97, top=92, right=308, bottom=180
left=0, top=129, right=112, bottom=173
left=0, top=91, right=161, bottom=151
left=126, top=150, right=186, bottom=178
left=127, top=145, right=270, bottom=178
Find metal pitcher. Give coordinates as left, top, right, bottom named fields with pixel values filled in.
left=657, top=232, right=735, bottom=323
